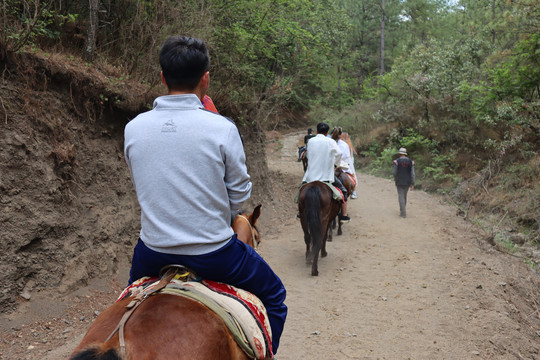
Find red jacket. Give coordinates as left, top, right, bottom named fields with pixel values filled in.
left=202, top=95, right=218, bottom=113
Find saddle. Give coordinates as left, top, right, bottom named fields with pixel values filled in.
left=116, top=266, right=273, bottom=360
left=344, top=172, right=357, bottom=188
left=295, top=181, right=343, bottom=203
left=297, top=146, right=306, bottom=161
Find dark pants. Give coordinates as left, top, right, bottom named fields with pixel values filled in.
left=129, top=236, right=287, bottom=354
left=396, top=185, right=409, bottom=217
left=333, top=176, right=348, bottom=201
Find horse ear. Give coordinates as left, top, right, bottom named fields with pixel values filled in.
left=251, top=204, right=262, bottom=225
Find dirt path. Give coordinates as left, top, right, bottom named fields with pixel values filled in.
left=262, top=130, right=540, bottom=359
left=2, top=130, right=540, bottom=359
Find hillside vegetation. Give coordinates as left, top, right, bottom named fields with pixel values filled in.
left=0, top=0, right=538, bottom=310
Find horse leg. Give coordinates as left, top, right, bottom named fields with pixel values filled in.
left=336, top=207, right=343, bottom=236
left=302, top=185, right=323, bottom=276
left=327, top=218, right=333, bottom=243
left=304, top=233, right=312, bottom=264
left=328, top=218, right=335, bottom=241
left=321, top=225, right=329, bottom=258
left=300, top=217, right=312, bottom=264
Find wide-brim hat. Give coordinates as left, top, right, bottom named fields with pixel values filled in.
left=398, top=147, right=407, bottom=155
left=339, top=161, right=349, bottom=170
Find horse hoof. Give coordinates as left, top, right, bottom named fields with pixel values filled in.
left=321, top=251, right=327, bottom=258
left=311, top=270, right=319, bottom=276
left=327, top=238, right=332, bottom=242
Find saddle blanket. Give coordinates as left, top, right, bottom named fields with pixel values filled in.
left=345, top=172, right=357, bottom=189
left=297, top=146, right=306, bottom=161
left=294, top=181, right=344, bottom=204
left=118, top=276, right=272, bottom=360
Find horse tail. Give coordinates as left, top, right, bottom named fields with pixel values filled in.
left=71, top=347, right=122, bottom=360
left=305, top=185, right=322, bottom=256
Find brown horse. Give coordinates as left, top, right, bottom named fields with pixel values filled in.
left=297, top=181, right=340, bottom=276
left=335, top=168, right=355, bottom=200
left=70, top=205, right=265, bottom=360
left=297, top=146, right=308, bottom=172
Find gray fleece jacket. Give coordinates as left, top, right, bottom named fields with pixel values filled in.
left=124, top=94, right=252, bottom=255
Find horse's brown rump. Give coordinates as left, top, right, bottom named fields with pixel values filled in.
left=71, top=294, right=249, bottom=360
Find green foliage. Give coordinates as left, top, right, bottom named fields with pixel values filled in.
left=397, top=129, right=437, bottom=153
left=489, top=34, right=540, bottom=102
left=494, top=232, right=520, bottom=255
left=209, top=0, right=351, bottom=116
left=360, top=127, right=460, bottom=187
left=422, top=152, right=459, bottom=185
left=2, top=1, right=78, bottom=52
left=367, top=146, right=397, bottom=178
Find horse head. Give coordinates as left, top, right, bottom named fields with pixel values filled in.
left=232, top=205, right=262, bottom=249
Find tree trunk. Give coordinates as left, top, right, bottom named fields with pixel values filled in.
left=85, top=0, right=99, bottom=62
left=491, top=0, right=496, bottom=46
left=379, top=0, right=385, bottom=76
left=337, top=63, right=342, bottom=112
left=356, top=56, right=363, bottom=101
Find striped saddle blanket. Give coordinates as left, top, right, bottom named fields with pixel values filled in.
left=118, top=275, right=273, bottom=359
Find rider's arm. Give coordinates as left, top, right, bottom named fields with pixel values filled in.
left=332, top=141, right=342, bottom=167
left=224, top=125, right=252, bottom=213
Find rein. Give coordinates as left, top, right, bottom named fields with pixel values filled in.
left=104, top=269, right=179, bottom=357
left=237, top=214, right=259, bottom=249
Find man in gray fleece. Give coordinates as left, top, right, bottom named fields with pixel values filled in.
left=124, top=36, right=286, bottom=355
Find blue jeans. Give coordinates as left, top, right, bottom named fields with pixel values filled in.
left=129, top=236, right=287, bottom=353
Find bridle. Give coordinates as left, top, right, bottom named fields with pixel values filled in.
left=236, top=214, right=260, bottom=249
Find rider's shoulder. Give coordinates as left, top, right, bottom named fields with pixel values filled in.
left=199, top=108, right=237, bottom=126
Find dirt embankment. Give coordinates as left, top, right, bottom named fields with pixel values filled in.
left=0, top=51, right=269, bottom=314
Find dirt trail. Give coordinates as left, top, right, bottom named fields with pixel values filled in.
left=2, top=130, right=540, bottom=360
left=263, top=131, right=540, bottom=359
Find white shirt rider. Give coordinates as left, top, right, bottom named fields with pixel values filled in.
left=302, top=133, right=342, bottom=183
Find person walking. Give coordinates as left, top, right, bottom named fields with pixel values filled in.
left=124, top=35, right=286, bottom=355
left=393, top=147, right=415, bottom=218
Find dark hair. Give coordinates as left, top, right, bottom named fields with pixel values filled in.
left=159, top=36, right=210, bottom=91
left=316, top=122, right=329, bottom=134
left=307, top=128, right=313, bottom=134
left=331, top=126, right=342, bottom=141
